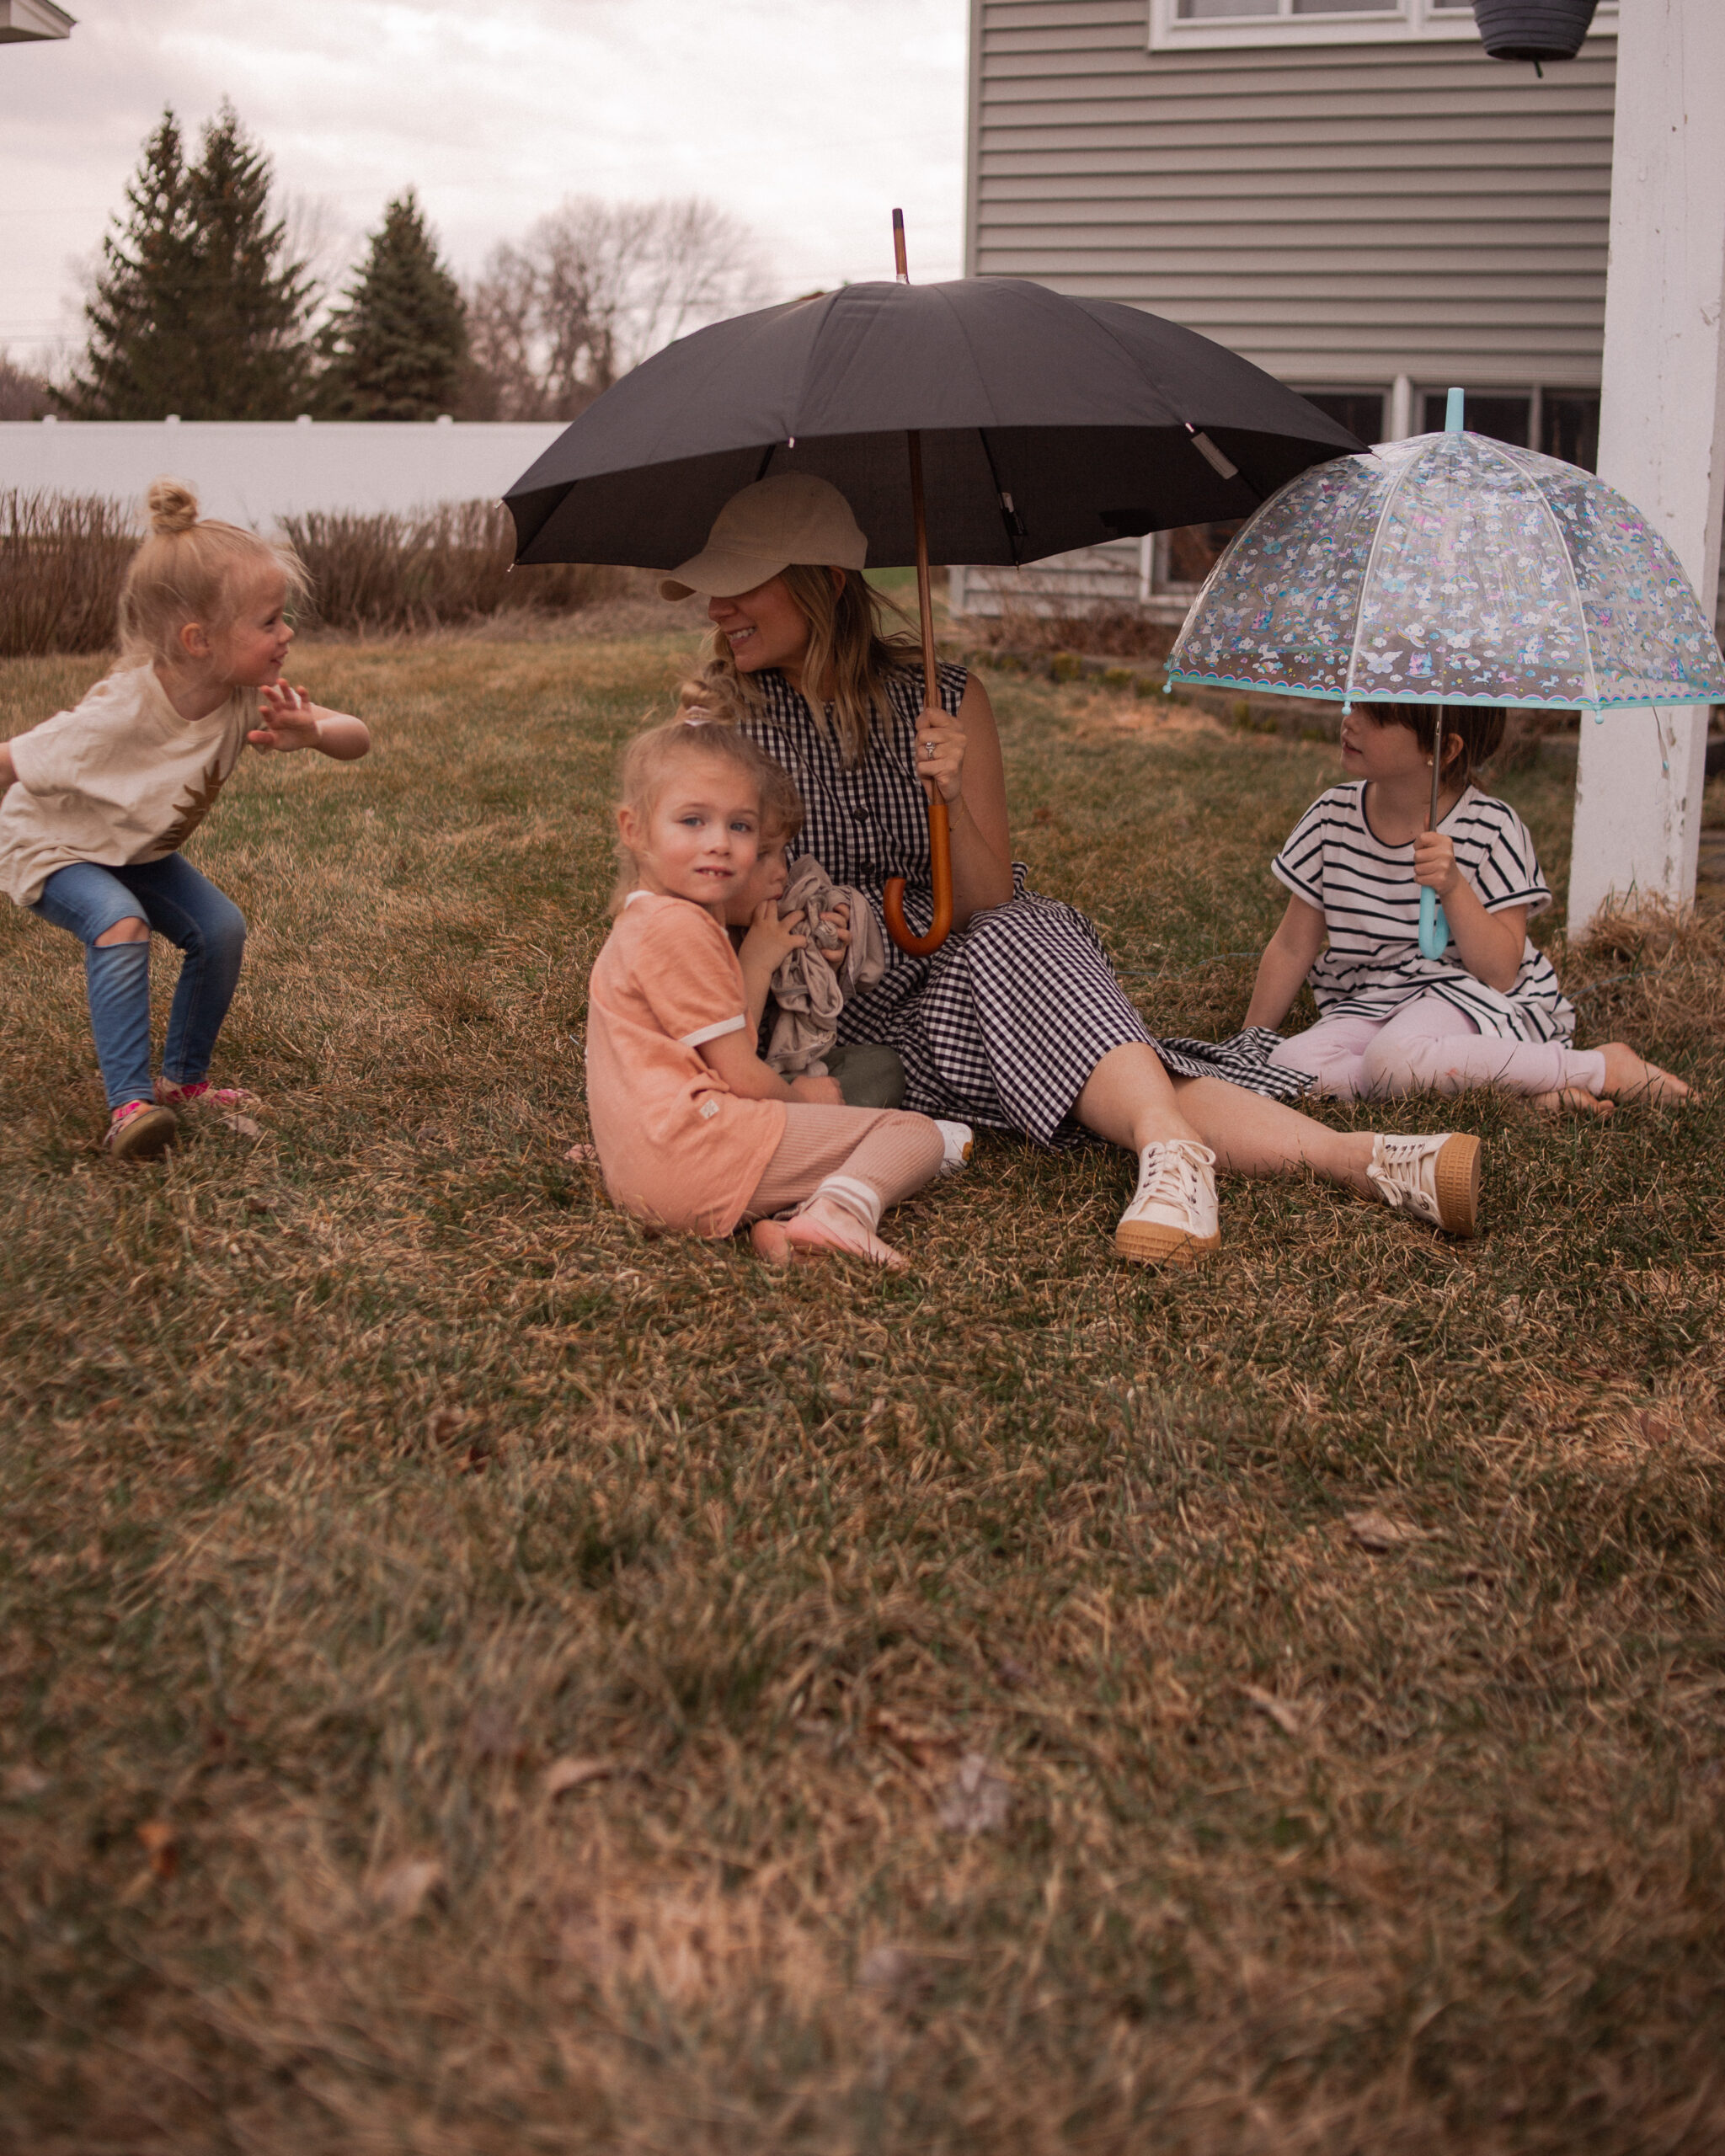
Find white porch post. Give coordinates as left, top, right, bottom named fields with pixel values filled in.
left=1567, top=0, right=1725, bottom=936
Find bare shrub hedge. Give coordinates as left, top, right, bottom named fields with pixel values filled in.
left=1, top=492, right=139, bottom=658
left=280, top=501, right=622, bottom=633
left=1, top=494, right=619, bottom=655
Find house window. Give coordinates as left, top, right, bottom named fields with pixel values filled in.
left=1421, top=389, right=1530, bottom=447
left=1541, top=393, right=1600, bottom=472
left=1418, top=388, right=1602, bottom=471
left=1141, top=381, right=1603, bottom=605
left=1151, top=0, right=1613, bottom=50
left=1304, top=389, right=1387, bottom=445
left=1178, top=3, right=1413, bottom=18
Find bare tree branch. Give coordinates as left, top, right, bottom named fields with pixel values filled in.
left=462, top=195, right=766, bottom=420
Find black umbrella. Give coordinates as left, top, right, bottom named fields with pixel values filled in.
left=505, top=220, right=1362, bottom=950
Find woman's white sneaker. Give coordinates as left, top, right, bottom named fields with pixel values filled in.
left=1115, top=1139, right=1220, bottom=1267
left=1367, top=1132, right=1480, bottom=1237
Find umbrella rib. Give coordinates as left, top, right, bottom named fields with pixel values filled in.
left=1510, top=446, right=1602, bottom=712
left=1073, top=297, right=1185, bottom=430
left=975, top=429, right=1024, bottom=566
left=1343, top=441, right=1423, bottom=708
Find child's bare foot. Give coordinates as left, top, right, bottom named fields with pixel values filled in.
left=564, top=1142, right=600, bottom=1165
left=1530, top=1086, right=1614, bottom=1118
left=750, top=1196, right=905, bottom=1270
left=1598, top=1044, right=1692, bottom=1104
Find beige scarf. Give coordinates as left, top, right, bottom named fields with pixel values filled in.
left=766, top=854, right=886, bottom=1075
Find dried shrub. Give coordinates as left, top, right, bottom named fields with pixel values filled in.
left=0, top=490, right=137, bottom=658
left=1566, top=899, right=1725, bottom=1051
left=280, top=500, right=622, bottom=634
left=0, top=494, right=634, bottom=658
left=966, top=603, right=1180, bottom=663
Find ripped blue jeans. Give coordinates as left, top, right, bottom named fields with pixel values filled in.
left=33, top=855, right=246, bottom=1110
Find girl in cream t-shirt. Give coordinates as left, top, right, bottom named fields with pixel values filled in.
left=0, top=479, right=370, bottom=1159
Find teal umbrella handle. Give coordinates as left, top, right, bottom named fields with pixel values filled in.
left=1419, top=887, right=1450, bottom=960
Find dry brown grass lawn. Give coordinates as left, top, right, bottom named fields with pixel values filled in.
left=3, top=633, right=1723, bottom=2155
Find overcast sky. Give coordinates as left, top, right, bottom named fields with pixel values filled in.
left=0, top=0, right=969, bottom=371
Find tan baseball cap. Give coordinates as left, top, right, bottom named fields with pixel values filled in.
left=659, top=473, right=868, bottom=600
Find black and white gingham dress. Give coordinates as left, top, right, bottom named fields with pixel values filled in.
left=739, top=662, right=1305, bottom=1145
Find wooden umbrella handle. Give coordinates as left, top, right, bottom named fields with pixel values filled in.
left=883, top=390, right=956, bottom=954
left=884, top=798, right=953, bottom=957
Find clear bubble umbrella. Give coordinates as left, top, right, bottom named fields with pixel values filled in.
left=1164, top=391, right=1725, bottom=956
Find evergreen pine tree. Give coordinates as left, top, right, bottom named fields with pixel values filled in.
left=57, top=110, right=196, bottom=419
left=314, top=191, right=469, bottom=419
left=179, top=103, right=314, bottom=418
left=60, top=103, right=313, bottom=419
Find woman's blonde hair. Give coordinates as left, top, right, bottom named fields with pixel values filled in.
left=118, top=478, right=310, bottom=669
left=610, top=713, right=784, bottom=913
left=681, top=564, right=921, bottom=764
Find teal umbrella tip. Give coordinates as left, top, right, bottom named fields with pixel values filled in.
left=1445, top=387, right=1466, bottom=434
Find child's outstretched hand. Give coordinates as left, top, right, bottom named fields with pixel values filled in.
left=740, top=899, right=808, bottom=976
left=1413, top=830, right=1461, bottom=899
left=249, top=680, right=323, bottom=754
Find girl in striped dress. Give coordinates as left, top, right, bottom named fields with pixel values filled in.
left=658, top=474, right=1487, bottom=1265
left=1249, top=701, right=1688, bottom=1111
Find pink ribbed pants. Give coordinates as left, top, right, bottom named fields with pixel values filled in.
left=1268, top=993, right=1605, bottom=1102
left=742, top=1104, right=945, bottom=1225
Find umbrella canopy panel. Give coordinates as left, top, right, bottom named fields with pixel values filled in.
left=1166, top=430, right=1725, bottom=712
left=505, top=278, right=1362, bottom=572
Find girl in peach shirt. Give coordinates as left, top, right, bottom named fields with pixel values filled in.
left=585, top=717, right=956, bottom=1268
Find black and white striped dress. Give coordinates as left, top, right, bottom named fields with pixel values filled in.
left=1273, top=782, right=1573, bottom=1042
left=738, top=661, right=1306, bottom=1145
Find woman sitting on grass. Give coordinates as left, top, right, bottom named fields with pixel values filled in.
left=663, top=472, right=1483, bottom=1265
left=0, top=479, right=370, bottom=1160
left=585, top=712, right=964, bottom=1268
left=1248, top=700, right=1689, bottom=1112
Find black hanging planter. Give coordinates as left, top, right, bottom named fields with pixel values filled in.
left=1472, top=0, right=1599, bottom=64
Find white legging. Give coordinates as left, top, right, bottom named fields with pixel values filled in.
left=1268, top=992, right=1607, bottom=1102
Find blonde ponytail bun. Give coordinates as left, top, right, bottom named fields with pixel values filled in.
left=118, top=485, right=308, bottom=668
left=147, top=478, right=200, bottom=536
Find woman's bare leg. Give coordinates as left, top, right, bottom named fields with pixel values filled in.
left=1073, top=1045, right=1378, bottom=1194
left=1073, top=1043, right=1205, bottom=1150
left=1169, top=1075, right=1379, bottom=1195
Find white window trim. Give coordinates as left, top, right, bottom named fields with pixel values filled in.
left=1150, top=0, right=1616, bottom=54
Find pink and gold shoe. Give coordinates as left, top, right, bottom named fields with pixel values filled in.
left=155, top=1078, right=260, bottom=1111
left=104, top=1099, right=179, bottom=1160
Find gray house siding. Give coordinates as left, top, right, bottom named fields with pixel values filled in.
left=955, top=0, right=1616, bottom=621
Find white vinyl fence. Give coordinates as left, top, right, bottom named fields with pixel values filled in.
left=0, top=418, right=567, bottom=528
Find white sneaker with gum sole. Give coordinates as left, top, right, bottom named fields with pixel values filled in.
left=1115, top=1139, right=1220, bottom=1267
left=1367, top=1132, right=1481, bottom=1237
